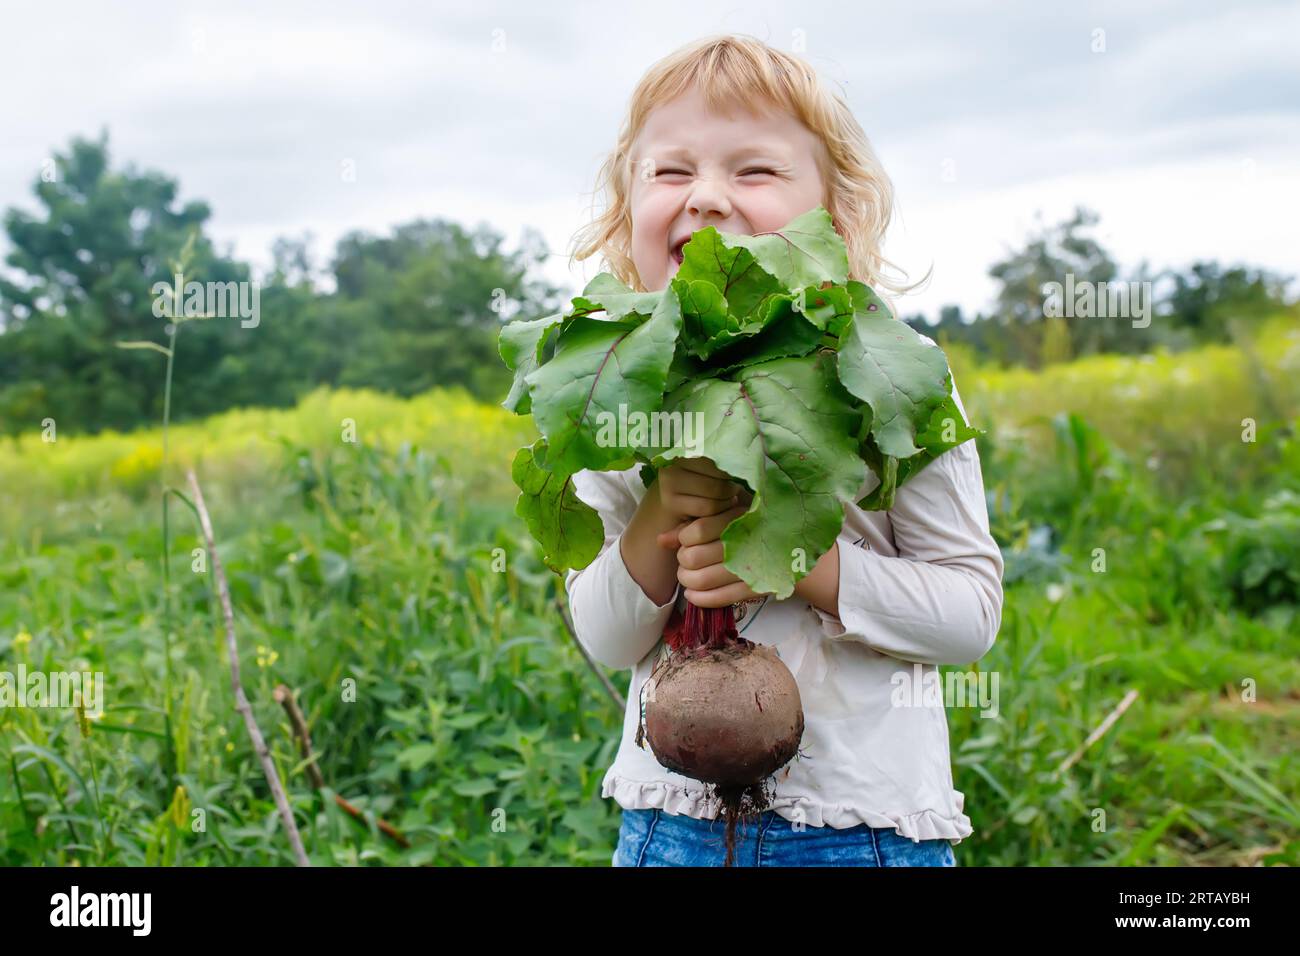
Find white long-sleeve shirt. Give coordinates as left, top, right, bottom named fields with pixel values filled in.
left=563, top=379, right=1004, bottom=844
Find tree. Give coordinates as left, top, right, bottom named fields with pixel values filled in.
left=0, top=130, right=248, bottom=434
left=0, top=132, right=569, bottom=435
left=327, top=219, right=565, bottom=400
left=1162, top=261, right=1293, bottom=345
left=986, top=207, right=1121, bottom=368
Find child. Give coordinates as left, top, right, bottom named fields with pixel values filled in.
left=565, top=34, right=1004, bottom=867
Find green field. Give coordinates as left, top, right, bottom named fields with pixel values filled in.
left=2, top=314, right=1298, bottom=865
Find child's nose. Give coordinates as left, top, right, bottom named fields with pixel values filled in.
left=685, top=178, right=733, bottom=220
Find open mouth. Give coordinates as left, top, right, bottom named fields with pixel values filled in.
left=670, top=239, right=686, bottom=265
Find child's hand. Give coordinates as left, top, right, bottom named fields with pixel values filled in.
left=657, top=494, right=767, bottom=608
left=655, top=486, right=753, bottom=550
left=655, top=457, right=745, bottom=522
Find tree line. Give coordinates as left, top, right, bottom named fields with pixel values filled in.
left=0, top=132, right=1293, bottom=436
left=903, top=207, right=1292, bottom=368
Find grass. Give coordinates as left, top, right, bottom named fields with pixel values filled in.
left=1, top=311, right=1298, bottom=865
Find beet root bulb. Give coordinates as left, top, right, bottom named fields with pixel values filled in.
left=643, top=640, right=804, bottom=788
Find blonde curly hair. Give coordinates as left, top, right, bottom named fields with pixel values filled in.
left=568, top=33, right=926, bottom=311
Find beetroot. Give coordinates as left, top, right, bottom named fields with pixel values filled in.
left=636, top=601, right=805, bottom=866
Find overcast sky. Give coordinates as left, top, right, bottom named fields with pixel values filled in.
left=2, top=0, right=1296, bottom=320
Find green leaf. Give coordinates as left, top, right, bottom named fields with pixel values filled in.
left=665, top=344, right=708, bottom=392
left=837, top=282, right=951, bottom=459
left=651, top=352, right=865, bottom=599
left=913, top=387, right=981, bottom=452
left=673, top=278, right=745, bottom=358
left=498, top=312, right=564, bottom=415
left=1011, top=805, right=1040, bottom=825
left=12, top=744, right=93, bottom=810
left=857, top=440, right=900, bottom=511
left=445, top=712, right=490, bottom=730
left=525, top=283, right=681, bottom=473
left=396, top=743, right=439, bottom=771
left=451, top=779, right=497, bottom=798
left=795, top=283, right=854, bottom=336
left=511, top=440, right=604, bottom=572
left=565, top=272, right=665, bottom=322
left=720, top=206, right=849, bottom=290
left=711, top=298, right=823, bottom=372
left=559, top=806, right=606, bottom=843
left=319, top=549, right=351, bottom=587
left=670, top=206, right=850, bottom=356
left=499, top=275, right=665, bottom=415
left=857, top=389, right=981, bottom=509
left=115, top=339, right=173, bottom=358
left=674, top=228, right=784, bottom=322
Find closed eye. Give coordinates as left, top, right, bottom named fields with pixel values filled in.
left=654, top=168, right=776, bottom=178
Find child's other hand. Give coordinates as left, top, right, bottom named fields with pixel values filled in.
left=655, top=484, right=753, bottom=550
left=656, top=457, right=745, bottom=522
left=656, top=496, right=767, bottom=607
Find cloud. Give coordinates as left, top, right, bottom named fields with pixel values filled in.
left=0, top=0, right=1294, bottom=319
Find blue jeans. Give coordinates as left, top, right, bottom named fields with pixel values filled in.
left=612, top=807, right=957, bottom=867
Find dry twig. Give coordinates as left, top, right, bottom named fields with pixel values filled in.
left=1054, top=688, right=1140, bottom=778
left=555, top=596, right=626, bottom=712
left=273, top=684, right=410, bottom=848
left=187, top=469, right=311, bottom=866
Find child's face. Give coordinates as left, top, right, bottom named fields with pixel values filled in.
left=627, top=85, right=828, bottom=292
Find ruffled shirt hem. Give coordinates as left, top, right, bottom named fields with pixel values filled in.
left=602, top=772, right=973, bottom=845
